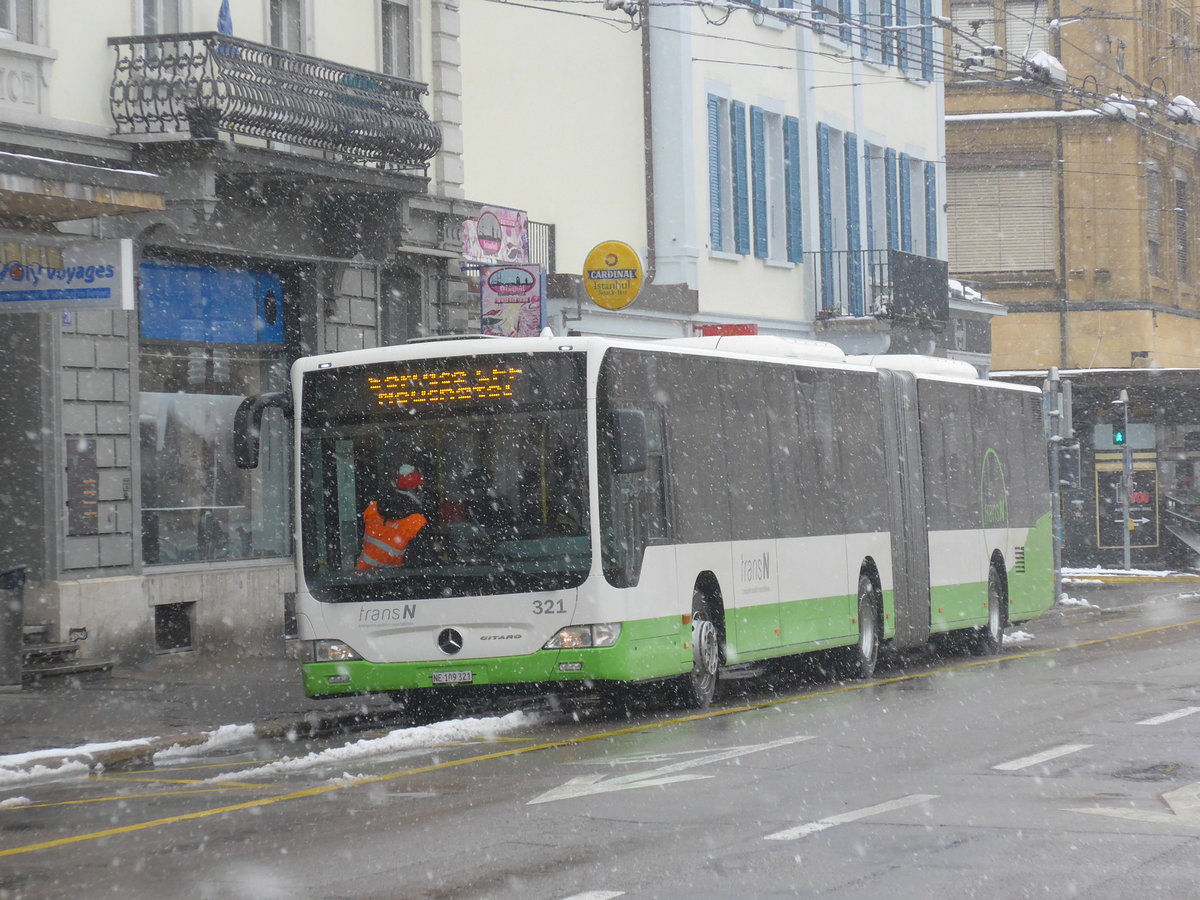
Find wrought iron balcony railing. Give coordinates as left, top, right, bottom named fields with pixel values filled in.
left=806, top=248, right=949, bottom=322
left=108, top=32, right=441, bottom=169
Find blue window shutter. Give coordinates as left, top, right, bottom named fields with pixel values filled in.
left=707, top=94, right=722, bottom=251
left=864, top=147, right=875, bottom=252
left=899, top=152, right=913, bottom=252
left=816, top=123, right=834, bottom=311
left=896, top=0, right=908, bottom=70
left=884, top=148, right=899, bottom=250
left=845, top=132, right=863, bottom=316
left=751, top=106, right=768, bottom=258
left=731, top=100, right=750, bottom=255
left=784, top=116, right=803, bottom=262
left=920, top=0, right=934, bottom=79
left=881, top=0, right=894, bottom=66
left=924, top=160, right=938, bottom=257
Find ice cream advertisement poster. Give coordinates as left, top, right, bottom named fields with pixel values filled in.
left=461, top=207, right=529, bottom=265
left=480, top=265, right=546, bottom=337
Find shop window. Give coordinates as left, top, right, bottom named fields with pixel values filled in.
left=139, top=261, right=290, bottom=566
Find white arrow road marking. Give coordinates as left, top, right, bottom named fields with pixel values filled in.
left=763, top=794, right=939, bottom=841
left=1068, top=782, right=1200, bottom=827
left=992, top=743, right=1092, bottom=771
left=527, top=735, right=812, bottom=805
left=1138, top=707, right=1200, bottom=726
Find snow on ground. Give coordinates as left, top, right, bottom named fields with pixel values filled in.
left=1057, top=593, right=1100, bottom=609
left=1061, top=567, right=1180, bottom=580
left=0, top=796, right=31, bottom=808
left=154, top=723, right=257, bottom=761
left=207, top=710, right=537, bottom=783
left=1007, top=630, right=1035, bottom=643
left=0, top=760, right=90, bottom=789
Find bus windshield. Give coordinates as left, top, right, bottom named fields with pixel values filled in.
left=299, top=352, right=590, bottom=602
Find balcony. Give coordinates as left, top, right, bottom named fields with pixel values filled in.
left=807, top=248, right=949, bottom=322
left=108, top=32, right=441, bottom=170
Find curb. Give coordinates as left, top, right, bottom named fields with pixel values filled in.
left=3, top=706, right=418, bottom=781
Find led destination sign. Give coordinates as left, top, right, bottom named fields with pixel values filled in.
left=366, top=366, right=525, bottom=408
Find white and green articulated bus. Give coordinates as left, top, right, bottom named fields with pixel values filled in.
left=234, top=334, right=1054, bottom=712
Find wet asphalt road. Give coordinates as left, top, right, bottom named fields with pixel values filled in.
left=2, top=595, right=1199, bottom=900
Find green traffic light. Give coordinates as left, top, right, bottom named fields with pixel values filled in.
left=1113, top=429, right=1126, bottom=445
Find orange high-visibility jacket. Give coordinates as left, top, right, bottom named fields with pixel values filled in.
left=356, top=501, right=428, bottom=570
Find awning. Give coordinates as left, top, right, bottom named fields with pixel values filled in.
left=0, top=150, right=165, bottom=222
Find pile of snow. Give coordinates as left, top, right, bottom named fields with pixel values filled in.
left=1058, top=593, right=1099, bottom=609
left=0, top=738, right=158, bottom=788
left=208, top=710, right=537, bottom=783
left=0, top=796, right=31, bottom=809
left=155, top=724, right=256, bottom=761
left=1006, top=630, right=1035, bottom=643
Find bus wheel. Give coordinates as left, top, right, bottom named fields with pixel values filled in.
left=677, top=592, right=720, bottom=709
left=837, top=574, right=880, bottom=680
left=968, top=565, right=1006, bottom=655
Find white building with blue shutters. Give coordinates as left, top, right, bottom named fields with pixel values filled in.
left=461, top=1, right=991, bottom=359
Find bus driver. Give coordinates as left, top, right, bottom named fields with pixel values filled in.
left=357, top=464, right=429, bottom=570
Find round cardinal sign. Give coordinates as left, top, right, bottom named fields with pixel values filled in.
left=582, top=241, right=644, bottom=311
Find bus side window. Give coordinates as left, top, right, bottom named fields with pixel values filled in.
left=642, top=408, right=669, bottom=542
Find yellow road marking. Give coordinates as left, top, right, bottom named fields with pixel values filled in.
left=1, top=788, right=292, bottom=811
left=123, top=759, right=279, bottom=774
left=3, top=614, right=1198, bottom=859
left=91, top=775, right=273, bottom=790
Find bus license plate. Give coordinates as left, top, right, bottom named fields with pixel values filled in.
left=432, top=670, right=472, bottom=685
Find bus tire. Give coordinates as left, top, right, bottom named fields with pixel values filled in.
left=967, top=564, right=1006, bottom=655
left=676, top=590, right=720, bottom=709
left=836, top=573, right=881, bottom=680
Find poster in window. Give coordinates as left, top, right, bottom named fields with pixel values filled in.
left=480, top=265, right=545, bottom=337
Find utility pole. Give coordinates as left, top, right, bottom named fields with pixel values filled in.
left=1044, top=368, right=1075, bottom=602
left=1114, top=389, right=1132, bottom=569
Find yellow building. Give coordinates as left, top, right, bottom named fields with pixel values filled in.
left=944, top=0, right=1200, bottom=370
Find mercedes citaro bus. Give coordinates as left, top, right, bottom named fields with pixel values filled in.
left=234, top=334, right=1053, bottom=713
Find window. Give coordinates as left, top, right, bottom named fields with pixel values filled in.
left=0, top=0, right=34, bottom=41
left=1147, top=163, right=1164, bottom=278
left=269, top=0, right=304, bottom=51
left=381, top=0, right=411, bottom=77
left=707, top=93, right=750, bottom=255
left=751, top=107, right=789, bottom=261
left=947, top=164, right=1056, bottom=271
left=950, top=2, right=997, bottom=73
left=140, top=0, right=181, bottom=34
left=1176, top=174, right=1189, bottom=282
left=1005, top=0, right=1049, bottom=70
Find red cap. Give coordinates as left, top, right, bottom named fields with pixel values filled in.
left=395, top=464, right=424, bottom=492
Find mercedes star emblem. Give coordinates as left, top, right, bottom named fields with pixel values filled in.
left=437, top=628, right=464, bottom=655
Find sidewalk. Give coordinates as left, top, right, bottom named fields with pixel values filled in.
left=0, top=651, right=407, bottom=775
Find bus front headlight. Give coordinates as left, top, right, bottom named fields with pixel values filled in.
left=303, top=640, right=363, bottom=663
left=543, top=623, right=621, bottom=650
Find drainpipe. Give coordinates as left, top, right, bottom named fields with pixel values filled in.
left=1053, top=0, right=1068, bottom=368
left=641, top=0, right=656, bottom=285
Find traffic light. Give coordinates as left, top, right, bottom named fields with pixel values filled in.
left=1113, top=427, right=1126, bottom=445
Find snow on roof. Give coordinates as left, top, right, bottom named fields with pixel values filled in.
left=849, top=354, right=982, bottom=380
left=946, top=109, right=1102, bottom=122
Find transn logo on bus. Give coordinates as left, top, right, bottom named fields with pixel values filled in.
left=359, top=604, right=417, bottom=623
left=980, top=448, right=1009, bottom=528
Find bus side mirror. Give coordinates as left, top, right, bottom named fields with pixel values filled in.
left=234, top=391, right=291, bottom=469
left=612, top=409, right=647, bottom=474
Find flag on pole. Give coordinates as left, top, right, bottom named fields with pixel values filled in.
left=217, top=0, right=234, bottom=35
